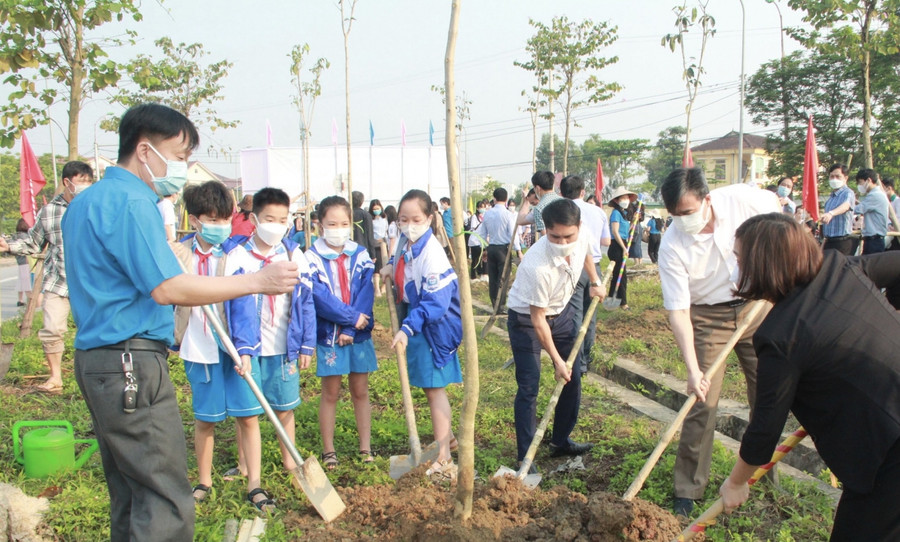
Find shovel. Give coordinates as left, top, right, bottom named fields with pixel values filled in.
left=494, top=263, right=614, bottom=488
left=622, top=299, right=768, bottom=501
left=673, top=428, right=807, bottom=542
left=604, top=196, right=644, bottom=311
left=479, top=238, right=516, bottom=339
left=175, top=259, right=346, bottom=523
left=382, top=244, right=442, bottom=479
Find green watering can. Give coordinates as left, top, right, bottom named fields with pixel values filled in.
left=13, top=420, right=99, bottom=479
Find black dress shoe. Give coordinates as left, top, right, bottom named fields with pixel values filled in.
left=549, top=442, right=594, bottom=457
left=673, top=497, right=695, bottom=517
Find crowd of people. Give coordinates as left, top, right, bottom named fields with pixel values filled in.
left=8, top=101, right=900, bottom=541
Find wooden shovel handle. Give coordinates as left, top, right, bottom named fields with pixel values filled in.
left=622, top=299, right=768, bottom=501
left=382, top=243, right=423, bottom=462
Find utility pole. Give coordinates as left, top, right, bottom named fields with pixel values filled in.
left=736, top=0, right=746, bottom=184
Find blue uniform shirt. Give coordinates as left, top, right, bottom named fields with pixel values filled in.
left=62, top=166, right=183, bottom=349
left=823, top=185, right=856, bottom=238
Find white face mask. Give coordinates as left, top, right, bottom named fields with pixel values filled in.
left=400, top=222, right=430, bottom=243
left=672, top=200, right=709, bottom=235
left=254, top=217, right=288, bottom=246
left=65, top=182, right=90, bottom=198
left=857, top=182, right=869, bottom=195
left=323, top=227, right=351, bottom=248
left=828, top=178, right=844, bottom=190
left=548, top=240, right=577, bottom=258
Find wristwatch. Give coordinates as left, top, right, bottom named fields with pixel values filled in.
left=590, top=280, right=602, bottom=287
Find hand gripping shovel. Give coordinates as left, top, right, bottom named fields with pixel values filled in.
left=175, top=259, right=346, bottom=522
left=604, top=196, right=644, bottom=311
left=673, top=428, right=807, bottom=542
left=622, top=299, right=768, bottom=501
left=493, top=261, right=615, bottom=488
left=382, top=244, right=441, bottom=479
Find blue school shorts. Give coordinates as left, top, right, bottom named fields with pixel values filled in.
left=259, top=354, right=301, bottom=411
left=315, top=338, right=378, bottom=377
left=184, top=351, right=263, bottom=422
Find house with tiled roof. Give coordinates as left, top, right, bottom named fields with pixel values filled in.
left=691, top=131, right=773, bottom=186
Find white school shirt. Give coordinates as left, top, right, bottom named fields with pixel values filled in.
left=506, top=233, right=589, bottom=317
left=658, top=184, right=780, bottom=311
left=573, top=198, right=610, bottom=263
left=181, top=242, right=255, bottom=364
left=245, top=237, right=310, bottom=356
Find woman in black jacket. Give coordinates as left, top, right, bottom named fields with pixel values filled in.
left=719, top=212, right=900, bottom=541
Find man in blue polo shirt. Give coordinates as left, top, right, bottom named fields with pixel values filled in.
left=820, top=164, right=858, bottom=255
left=62, top=104, right=300, bottom=542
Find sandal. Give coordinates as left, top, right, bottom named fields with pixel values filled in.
left=359, top=450, right=376, bottom=464
left=222, top=466, right=244, bottom=481
left=192, top=484, right=211, bottom=503
left=247, top=488, right=276, bottom=513
left=33, top=382, right=63, bottom=395
left=322, top=451, right=338, bottom=470
left=426, top=459, right=458, bottom=482
left=449, top=438, right=459, bottom=453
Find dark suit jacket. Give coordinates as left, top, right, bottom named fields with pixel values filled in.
left=741, top=250, right=900, bottom=493
left=352, top=207, right=376, bottom=258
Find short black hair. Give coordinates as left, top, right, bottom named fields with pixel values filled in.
left=532, top=170, right=554, bottom=191
left=252, top=187, right=290, bottom=215
left=856, top=168, right=877, bottom=182
left=882, top=177, right=895, bottom=191
left=542, top=198, right=581, bottom=229
left=440, top=197, right=451, bottom=206
left=399, top=189, right=433, bottom=221
left=351, top=191, right=364, bottom=208
left=384, top=205, right=397, bottom=224
left=526, top=188, right=535, bottom=197
left=61, top=161, right=93, bottom=180
left=661, top=167, right=709, bottom=213
left=117, top=103, right=200, bottom=162
left=493, top=187, right=508, bottom=202
left=828, top=164, right=849, bottom=176
left=559, top=175, right=585, bottom=199
left=318, top=195, right=352, bottom=222
left=183, top=181, right=233, bottom=219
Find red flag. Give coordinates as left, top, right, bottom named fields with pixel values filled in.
left=682, top=145, right=694, bottom=168
left=19, top=132, right=46, bottom=228
left=595, top=157, right=605, bottom=201
left=802, top=115, right=819, bottom=221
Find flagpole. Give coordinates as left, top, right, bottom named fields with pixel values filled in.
left=47, top=117, right=58, bottom=189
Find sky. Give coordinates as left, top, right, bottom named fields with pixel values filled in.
left=21, top=0, right=810, bottom=191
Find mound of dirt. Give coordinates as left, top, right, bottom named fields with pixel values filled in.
left=285, top=471, right=682, bottom=541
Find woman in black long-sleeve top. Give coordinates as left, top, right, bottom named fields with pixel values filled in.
left=719, top=212, right=900, bottom=542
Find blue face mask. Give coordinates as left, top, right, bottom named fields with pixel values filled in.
left=777, top=186, right=790, bottom=198
left=373, top=209, right=382, bottom=216
left=145, top=143, right=189, bottom=196
left=199, top=222, right=231, bottom=245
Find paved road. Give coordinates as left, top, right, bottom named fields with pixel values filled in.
left=0, top=263, right=29, bottom=322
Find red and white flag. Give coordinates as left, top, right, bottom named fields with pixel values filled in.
left=19, top=132, right=46, bottom=228
left=802, top=115, right=819, bottom=221
left=683, top=145, right=694, bottom=168
left=595, top=157, right=605, bottom=201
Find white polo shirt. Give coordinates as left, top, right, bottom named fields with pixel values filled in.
left=658, top=184, right=780, bottom=311
left=573, top=198, right=611, bottom=262
left=507, top=233, right=589, bottom=316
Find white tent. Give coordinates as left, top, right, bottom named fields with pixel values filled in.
left=240, top=146, right=450, bottom=208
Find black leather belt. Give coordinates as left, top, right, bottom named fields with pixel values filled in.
left=711, top=299, right=747, bottom=308
left=94, top=338, right=167, bottom=355
left=825, top=234, right=852, bottom=241
left=863, top=235, right=884, bottom=240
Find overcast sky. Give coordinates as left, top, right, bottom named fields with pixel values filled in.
left=21, top=0, right=810, bottom=187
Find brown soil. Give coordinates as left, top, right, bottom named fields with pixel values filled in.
left=285, top=469, right=682, bottom=541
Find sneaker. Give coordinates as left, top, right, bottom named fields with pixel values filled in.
left=673, top=497, right=695, bottom=517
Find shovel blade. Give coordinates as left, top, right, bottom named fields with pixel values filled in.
left=492, top=465, right=517, bottom=478
left=602, top=296, right=622, bottom=311
left=0, top=342, right=12, bottom=381
left=491, top=465, right=542, bottom=489
left=293, top=456, right=346, bottom=523
left=389, top=441, right=440, bottom=479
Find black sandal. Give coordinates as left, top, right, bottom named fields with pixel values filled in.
left=323, top=451, right=338, bottom=470
left=359, top=450, right=376, bottom=464
left=192, top=484, right=211, bottom=503
left=247, top=488, right=276, bottom=512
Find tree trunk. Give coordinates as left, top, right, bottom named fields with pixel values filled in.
left=343, top=34, right=353, bottom=200
left=861, top=3, right=874, bottom=168
left=67, top=5, right=85, bottom=161
left=531, top=112, right=537, bottom=172
left=547, top=73, right=554, bottom=173
left=563, top=82, right=572, bottom=175
left=445, top=0, right=478, bottom=522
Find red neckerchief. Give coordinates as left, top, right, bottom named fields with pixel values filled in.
left=394, top=244, right=407, bottom=304
left=249, top=250, right=277, bottom=325
left=336, top=253, right=351, bottom=304
left=194, top=247, right=213, bottom=334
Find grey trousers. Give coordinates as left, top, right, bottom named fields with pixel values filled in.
left=75, top=343, right=194, bottom=542
left=673, top=302, right=768, bottom=500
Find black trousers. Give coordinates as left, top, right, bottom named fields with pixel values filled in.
left=470, top=245, right=484, bottom=278
left=648, top=233, right=661, bottom=263
left=823, top=236, right=859, bottom=256
left=486, top=244, right=508, bottom=307
left=861, top=236, right=886, bottom=255
left=75, top=341, right=194, bottom=542
left=830, top=438, right=900, bottom=541
left=508, top=304, right=582, bottom=461
left=607, top=242, right=628, bottom=306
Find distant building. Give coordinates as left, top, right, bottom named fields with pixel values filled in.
left=84, top=155, right=115, bottom=178
left=691, top=131, right=773, bottom=186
